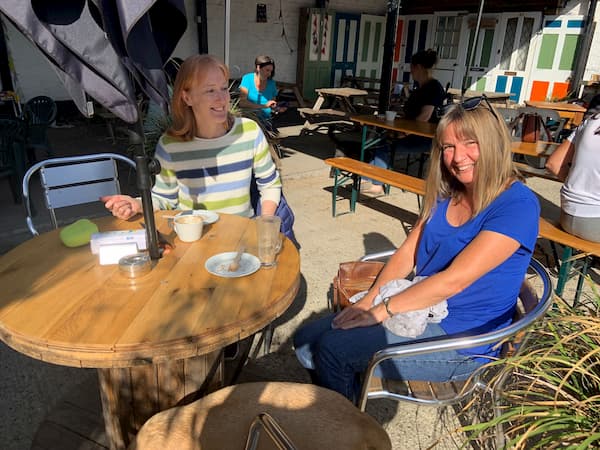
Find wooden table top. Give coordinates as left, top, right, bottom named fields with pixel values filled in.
left=351, top=114, right=437, bottom=138
left=316, top=87, right=369, bottom=97
left=447, top=88, right=510, bottom=101
left=0, top=213, right=300, bottom=368
left=511, top=140, right=559, bottom=157
left=525, top=100, right=586, bottom=113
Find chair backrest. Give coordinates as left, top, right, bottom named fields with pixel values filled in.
left=358, top=258, right=553, bottom=411
left=24, top=96, right=57, bottom=126
left=0, top=118, right=26, bottom=172
left=22, top=153, right=136, bottom=235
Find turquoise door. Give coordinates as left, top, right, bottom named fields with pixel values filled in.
left=331, top=13, right=360, bottom=86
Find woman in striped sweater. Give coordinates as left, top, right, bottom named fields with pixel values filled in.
left=102, top=54, right=282, bottom=219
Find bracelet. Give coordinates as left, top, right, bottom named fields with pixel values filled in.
left=382, top=297, right=394, bottom=318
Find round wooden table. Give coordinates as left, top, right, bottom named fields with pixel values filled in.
left=0, top=213, right=300, bottom=449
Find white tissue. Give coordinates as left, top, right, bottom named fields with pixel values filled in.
left=349, top=276, right=448, bottom=338
left=98, top=243, right=139, bottom=265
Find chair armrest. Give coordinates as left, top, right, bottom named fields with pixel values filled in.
left=358, top=258, right=553, bottom=410
left=360, top=249, right=396, bottom=262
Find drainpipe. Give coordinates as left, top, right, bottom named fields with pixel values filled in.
left=196, top=0, right=208, bottom=54
left=571, top=0, right=597, bottom=98
left=379, top=0, right=401, bottom=113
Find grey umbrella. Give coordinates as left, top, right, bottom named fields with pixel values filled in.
left=0, top=0, right=187, bottom=123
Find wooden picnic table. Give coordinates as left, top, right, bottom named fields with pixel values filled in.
left=299, top=87, right=371, bottom=134
left=0, top=212, right=300, bottom=449
left=447, top=88, right=511, bottom=106
left=350, top=114, right=437, bottom=162
left=524, top=100, right=586, bottom=128
left=510, top=140, right=559, bottom=158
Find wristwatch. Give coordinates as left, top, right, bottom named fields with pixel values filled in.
left=382, top=297, right=394, bottom=318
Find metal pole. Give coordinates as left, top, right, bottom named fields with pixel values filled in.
left=461, top=0, right=485, bottom=99
left=224, top=0, right=230, bottom=65
left=378, top=0, right=401, bottom=113
left=195, top=0, right=208, bottom=54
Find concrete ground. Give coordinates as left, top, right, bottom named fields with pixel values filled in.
left=1, top=113, right=598, bottom=450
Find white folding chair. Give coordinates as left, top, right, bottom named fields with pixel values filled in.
left=22, top=153, right=136, bottom=235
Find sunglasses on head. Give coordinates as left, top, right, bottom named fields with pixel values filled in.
left=436, top=94, right=499, bottom=121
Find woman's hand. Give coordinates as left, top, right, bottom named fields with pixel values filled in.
left=332, top=302, right=388, bottom=330
left=101, top=195, right=142, bottom=220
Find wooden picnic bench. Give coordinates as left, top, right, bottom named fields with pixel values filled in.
left=514, top=161, right=561, bottom=182
left=325, top=156, right=600, bottom=302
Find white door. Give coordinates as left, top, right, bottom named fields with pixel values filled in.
left=431, top=12, right=465, bottom=90
left=525, top=14, right=585, bottom=102
left=486, top=12, right=542, bottom=103
left=394, top=15, right=433, bottom=86
left=458, top=13, right=503, bottom=93
left=355, top=14, right=386, bottom=81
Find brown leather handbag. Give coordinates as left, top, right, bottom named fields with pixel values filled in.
left=521, top=113, right=541, bottom=143
left=331, top=261, right=385, bottom=311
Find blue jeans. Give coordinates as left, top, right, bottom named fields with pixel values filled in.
left=369, top=135, right=433, bottom=185
left=293, top=314, right=484, bottom=402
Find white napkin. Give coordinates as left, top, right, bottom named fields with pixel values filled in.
left=349, top=276, right=448, bottom=338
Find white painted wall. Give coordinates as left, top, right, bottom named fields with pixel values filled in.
left=204, top=0, right=386, bottom=83
left=3, top=0, right=598, bottom=105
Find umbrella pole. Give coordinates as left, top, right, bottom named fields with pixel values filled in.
left=461, top=0, right=485, bottom=100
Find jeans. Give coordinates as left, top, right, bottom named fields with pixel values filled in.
left=293, top=314, right=484, bottom=402
left=369, top=135, right=433, bottom=185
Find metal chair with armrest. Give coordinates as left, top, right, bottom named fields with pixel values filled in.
left=357, top=255, right=553, bottom=413
left=22, top=153, right=136, bottom=235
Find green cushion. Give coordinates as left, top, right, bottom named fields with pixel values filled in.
left=59, top=219, right=99, bottom=247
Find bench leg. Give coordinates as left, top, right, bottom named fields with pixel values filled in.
left=555, top=246, right=573, bottom=298
left=351, top=175, right=360, bottom=212
left=332, top=168, right=340, bottom=217
left=573, top=256, right=590, bottom=308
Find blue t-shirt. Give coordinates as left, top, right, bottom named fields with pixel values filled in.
left=240, top=73, right=278, bottom=119
left=415, top=182, right=540, bottom=359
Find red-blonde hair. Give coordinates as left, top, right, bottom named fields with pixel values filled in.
left=168, top=54, right=231, bottom=141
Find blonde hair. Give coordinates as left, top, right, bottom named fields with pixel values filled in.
left=421, top=103, right=521, bottom=221
left=168, top=54, right=231, bottom=141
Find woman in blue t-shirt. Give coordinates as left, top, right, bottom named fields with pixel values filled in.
left=239, top=56, right=287, bottom=128
left=294, top=98, right=540, bottom=401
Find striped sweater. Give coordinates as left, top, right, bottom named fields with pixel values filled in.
left=152, top=117, right=281, bottom=217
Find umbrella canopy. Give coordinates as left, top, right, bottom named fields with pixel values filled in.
left=0, top=0, right=187, bottom=123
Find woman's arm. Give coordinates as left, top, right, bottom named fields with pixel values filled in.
left=335, top=229, right=521, bottom=329
left=332, top=220, right=423, bottom=325
left=238, top=86, right=276, bottom=110
left=545, top=139, right=575, bottom=181
left=415, top=104, right=435, bottom=122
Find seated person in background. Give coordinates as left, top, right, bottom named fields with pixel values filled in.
left=102, top=54, right=281, bottom=220
left=545, top=94, right=600, bottom=243
left=362, top=49, right=446, bottom=195
left=294, top=98, right=539, bottom=402
left=238, top=55, right=287, bottom=133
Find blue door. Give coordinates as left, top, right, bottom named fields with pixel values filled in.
left=331, top=13, right=360, bottom=86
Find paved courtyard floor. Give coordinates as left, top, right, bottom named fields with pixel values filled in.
left=1, top=118, right=598, bottom=449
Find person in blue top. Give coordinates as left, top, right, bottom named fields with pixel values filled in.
left=294, top=96, right=540, bottom=402
left=239, top=55, right=287, bottom=128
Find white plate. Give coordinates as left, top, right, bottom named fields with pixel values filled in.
left=175, top=209, right=219, bottom=224
left=205, top=252, right=261, bottom=278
